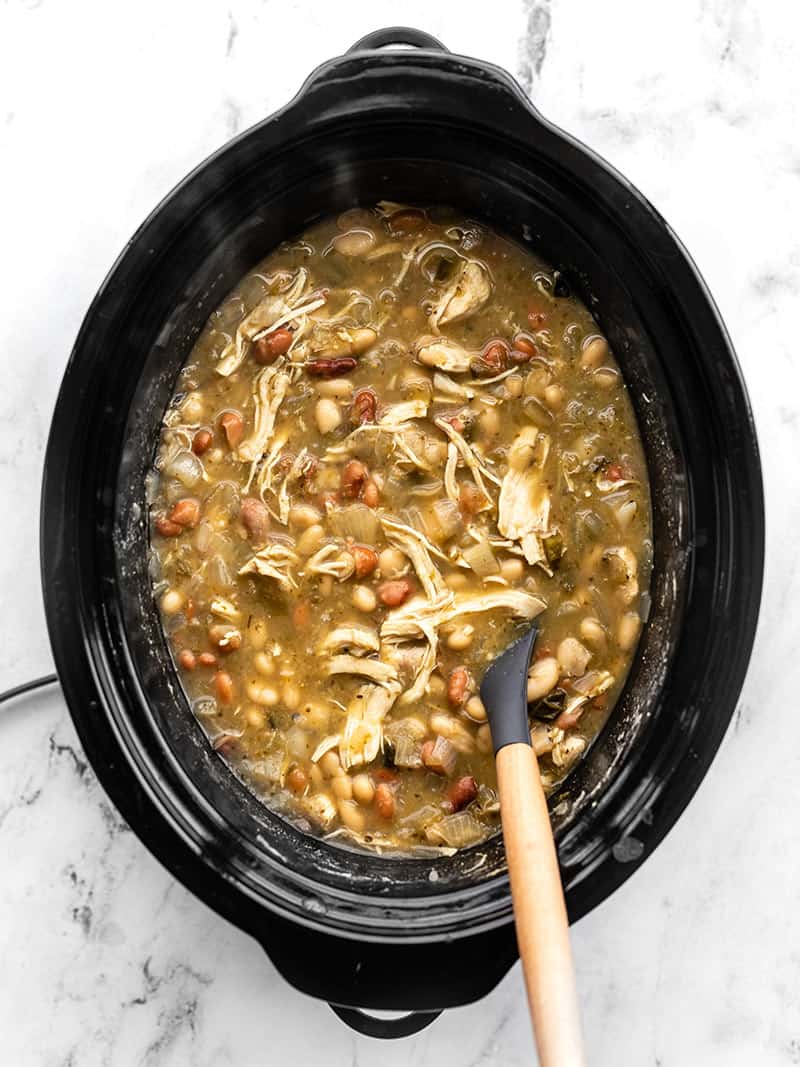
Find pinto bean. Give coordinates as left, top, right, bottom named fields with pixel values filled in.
left=341, top=460, right=368, bottom=499
left=448, top=775, right=478, bottom=812
left=378, top=578, right=413, bottom=607
left=362, top=480, right=380, bottom=508
left=214, top=671, right=235, bottom=704
left=306, top=357, right=357, bottom=378
left=292, top=600, right=311, bottom=629
left=178, top=649, right=196, bottom=671
left=352, top=388, right=377, bottom=425
left=352, top=544, right=378, bottom=578
left=253, top=326, right=293, bottom=363
left=198, top=652, right=218, bottom=667
left=155, top=516, right=182, bottom=537
left=472, top=340, right=508, bottom=376
left=447, top=666, right=470, bottom=707
left=219, top=410, right=244, bottom=449
left=286, top=766, right=308, bottom=795
left=512, top=334, right=538, bottom=359
left=192, top=429, right=213, bottom=455
left=374, top=782, right=396, bottom=820
left=240, top=496, right=271, bottom=544
left=168, top=498, right=201, bottom=528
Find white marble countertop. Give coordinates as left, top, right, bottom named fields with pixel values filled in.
left=1, top=0, right=796, bottom=1063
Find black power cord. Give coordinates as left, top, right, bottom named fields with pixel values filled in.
left=0, top=674, right=59, bottom=707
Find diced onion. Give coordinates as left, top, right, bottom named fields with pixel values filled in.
left=329, top=503, right=380, bottom=544
left=393, top=733, right=422, bottom=768
left=427, top=812, right=484, bottom=848
left=462, top=537, right=499, bottom=577
left=430, top=498, right=463, bottom=541
left=165, top=449, right=204, bottom=487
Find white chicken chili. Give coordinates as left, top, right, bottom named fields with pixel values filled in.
left=149, top=202, right=652, bottom=854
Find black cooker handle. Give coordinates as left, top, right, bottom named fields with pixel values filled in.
left=347, top=27, right=449, bottom=54
left=329, top=1004, right=441, bottom=1038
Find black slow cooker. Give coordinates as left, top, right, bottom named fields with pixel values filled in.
left=41, top=28, right=764, bottom=1038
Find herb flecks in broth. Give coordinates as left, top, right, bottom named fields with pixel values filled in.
left=150, top=204, right=652, bottom=855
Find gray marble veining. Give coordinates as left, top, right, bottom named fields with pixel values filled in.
left=1, top=0, right=797, bottom=1063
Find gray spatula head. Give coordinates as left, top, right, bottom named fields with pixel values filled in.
left=479, top=623, right=539, bottom=755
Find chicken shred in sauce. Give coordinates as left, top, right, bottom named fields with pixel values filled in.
left=149, top=203, right=652, bottom=855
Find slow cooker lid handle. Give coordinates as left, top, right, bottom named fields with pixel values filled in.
left=346, top=27, right=449, bottom=54
left=329, top=1004, right=442, bottom=1038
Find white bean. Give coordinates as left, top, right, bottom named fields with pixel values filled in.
left=465, top=695, right=487, bottom=723
left=332, top=775, right=352, bottom=800
left=316, top=378, right=354, bottom=399
left=319, top=750, right=341, bottom=778
left=289, top=504, right=323, bottom=529
left=594, top=367, right=620, bottom=389
left=544, top=383, right=566, bottom=411
left=500, top=557, right=524, bottom=582
left=446, top=624, right=475, bottom=651
left=581, top=336, right=609, bottom=369
left=253, top=652, right=274, bottom=676
left=296, top=524, right=326, bottom=557
left=557, top=637, right=591, bottom=677
left=315, top=398, right=342, bottom=435
left=246, top=680, right=279, bottom=706
left=246, top=705, right=266, bottom=729
left=617, top=612, right=641, bottom=652
left=527, top=656, right=560, bottom=702
left=580, top=617, right=607, bottom=650
left=352, top=773, right=375, bottom=805
left=338, top=799, right=366, bottom=832
left=161, top=589, right=184, bottom=615
left=352, top=585, right=377, bottom=612
left=378, top=547, right=408, bottom=578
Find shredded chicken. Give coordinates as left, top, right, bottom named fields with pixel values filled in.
left=216, top=269, right=322, bottom=377
left=447, top=588, right=546, bottom=624
left=324, top=400, right=430, bottom=461
left=444, top=443, right=460, bottom=504
left=380, top=515, right=449, bottom=599
left=415, top=336, right=473, bottom=373
left=498, top=427, right=553, bottom=567
left=326, top=655, right=399, bottom=686
left=302, top=542, right=355, bottom=581
left=276, top=448, right=316, bottom=524
left=319, top=626, right=381, bottom=656
left=429, top=259, right=492, bottom=329
left=434, top=416, right=499, bottom=509
left=238, top=541, right=299, bottom=592
left=339, top=682, right=402, bottom=769
left=237, top=360, right=292, bottom=466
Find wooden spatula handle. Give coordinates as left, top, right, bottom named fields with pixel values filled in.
left=496, top=742, right=586, bottom=1067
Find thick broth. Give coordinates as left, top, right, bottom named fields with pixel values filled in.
left=149, top=203, right=652, bottom=854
